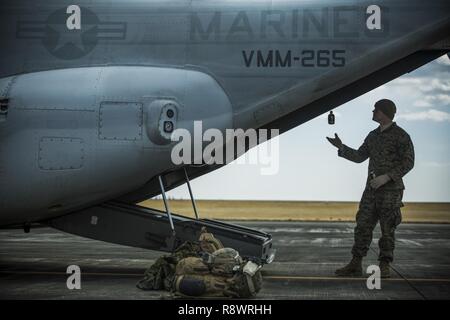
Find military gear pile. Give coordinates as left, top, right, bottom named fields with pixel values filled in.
left=198, top=227, right=224, bottom=253
left=136, top=241, right=201, bottom=291
left=174, top=248, right=262, bottom=298
left=137, top=227, right=263, bottom=298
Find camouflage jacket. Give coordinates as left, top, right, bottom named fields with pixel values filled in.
left=338, top=122, right=415, bottom=191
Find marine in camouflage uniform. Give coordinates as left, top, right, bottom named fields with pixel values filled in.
left=327, top=99, right=415, bottom=278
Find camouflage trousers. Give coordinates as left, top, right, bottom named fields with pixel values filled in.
left=351, top=188, right=403, bottom=262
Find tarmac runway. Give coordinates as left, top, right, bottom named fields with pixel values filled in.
left=0, top=221, right=449, bottom=300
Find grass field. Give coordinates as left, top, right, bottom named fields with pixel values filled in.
left=139, top=199, right=450, bottom=223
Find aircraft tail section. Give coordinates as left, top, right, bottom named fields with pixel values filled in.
left=234, top=17, right=450, bottom=131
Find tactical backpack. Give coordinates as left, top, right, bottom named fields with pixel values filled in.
left=136, top=228, right=222, bottom=291
left=137, top=228, right=263, bottom=298
left=173, top=249, right=263, bottom=298
left=136, top=241, right=201, bottom=291
left=198, top=226, right=224, bottom=253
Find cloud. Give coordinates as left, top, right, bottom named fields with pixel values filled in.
left=397, top=109, right=450, bottom=122
left=392, top=77, right=450, bottom=92
left=427, top=94, right=450, bottom=105
left=413, top=94, right=450, bottom=108
left=386, top=61, right=449, bottom=113
left=421, top=79, right=450, bottom=92
left=436, top=54, right=450, bottom=66
left=413, top=100, right=432, bottom=108
left=388, top=55, right=449, bottom=95
left=393, top=78, right=424, bottom=86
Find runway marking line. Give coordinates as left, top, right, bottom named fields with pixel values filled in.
left=264, top=276, right=450, bottom=282
left=1, top=271, right=450, bottom=283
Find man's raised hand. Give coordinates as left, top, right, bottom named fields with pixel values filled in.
left=327, top=133, right=343, bottom=149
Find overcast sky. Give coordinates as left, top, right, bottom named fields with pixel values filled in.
left=165, top=54, right=450, bottom=203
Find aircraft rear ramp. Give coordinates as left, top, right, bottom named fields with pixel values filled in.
left=46, top=201, right=275, bottom=264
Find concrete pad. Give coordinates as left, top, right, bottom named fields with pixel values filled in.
left=0, top=222, right=449, bottom=299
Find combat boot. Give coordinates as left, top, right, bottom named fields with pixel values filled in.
left=379, top=260, right=391, bottom=278
left=335, top=256, right=363, bottom=277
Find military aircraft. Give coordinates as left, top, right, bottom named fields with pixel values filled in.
left=0, top=0, right=448, bottom=262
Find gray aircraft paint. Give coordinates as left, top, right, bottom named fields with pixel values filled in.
left=0, top=0, right=449, bottom=225
left=0, top=66, right=232, bottom=223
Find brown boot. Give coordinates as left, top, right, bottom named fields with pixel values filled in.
left=335, top=257, right=363, bottom=277
left=379, top=260, right=391, bottom=278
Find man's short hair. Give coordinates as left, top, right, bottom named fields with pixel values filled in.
left=375, top=99, right=396, bottom=120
